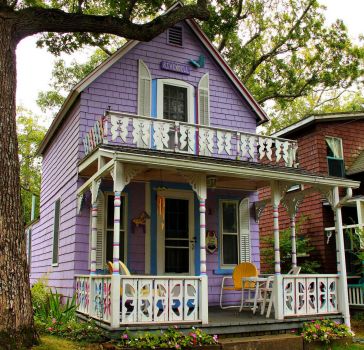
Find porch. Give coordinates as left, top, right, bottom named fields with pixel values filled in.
left=75, top=111, right=359, bottom=330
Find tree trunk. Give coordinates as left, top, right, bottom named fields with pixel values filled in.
left=0, top=20, right=38, bottom=349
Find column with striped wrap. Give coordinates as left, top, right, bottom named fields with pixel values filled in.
left=90, top=202, right=98, bottom=274
left=290, top=215, right=297, bottom=268
left=113, top=191, right=121, bottom=274
left=199, top=199, right=207, bottom=275
left=273, top=203, right=281, bottom=274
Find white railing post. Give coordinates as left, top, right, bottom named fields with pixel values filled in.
left=200, top=275, right=208, bottom=324
left=334, top=186, right=351, bottom=328
left=111, top=274, right=120, bottom=328
left=89, top=276, right=95, bottom=318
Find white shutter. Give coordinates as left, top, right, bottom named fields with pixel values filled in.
left=198, top=73, right=209, bottom=126
left=96, top=192, right=105, bottom=270
left=138, top=59, right=152, bottom=117
left=239, top=197, right=251, bottom=262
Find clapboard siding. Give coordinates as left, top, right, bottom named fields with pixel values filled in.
left=29, top=101, right=80, bottom=296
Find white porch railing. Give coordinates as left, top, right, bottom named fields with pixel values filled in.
left=282, top=274, right=339, bottom=317
left=348, top=284, right=364, bottom=307
left=75, top=275, right=204, bottom=326
left=325, top=224, right=364, bottom=247
left=75, top=275, right=112, bottom=324
left=119, top=275, right=202, bottom=324
left=82, top=112, right=299, bottom=168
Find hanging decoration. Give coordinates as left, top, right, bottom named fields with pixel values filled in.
left=131, top=211, right=150, bottom=234
left=206, top=230, right=217, bottom=254
left=157, top=196, right=166, bottom=230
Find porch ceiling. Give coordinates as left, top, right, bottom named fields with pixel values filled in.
left=78, top=146, right=359, bottom=191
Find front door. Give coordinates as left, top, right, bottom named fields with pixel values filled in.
left=157, top=190, right=195, bottom=275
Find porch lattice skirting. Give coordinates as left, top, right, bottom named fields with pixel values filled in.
left=75, top=275, right=206, bottom=325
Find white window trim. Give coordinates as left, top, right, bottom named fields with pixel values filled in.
left=156, top=79, right=195, bottom=124
left=219, top=199, right=239, bottom=269
left=104, top=192, right=128, bottom=266
left=325, top=136, right=344, bottom=160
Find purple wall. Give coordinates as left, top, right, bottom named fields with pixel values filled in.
left=29, top=100, right=81, bottom=296
left=79, top=21, right=257, bottom=156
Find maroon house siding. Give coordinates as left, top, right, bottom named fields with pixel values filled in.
left=259, top=117, right=364, bottom=273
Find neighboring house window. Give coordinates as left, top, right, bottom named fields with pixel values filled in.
left=326, top=137, right=345, bottom=177
left=105, top=194, right=127, bottom=265
left=220, top=198, right=251, bottom=267
left=157, top=79, right=194, bottom=124
left=52, top=198, right=61, bottom=266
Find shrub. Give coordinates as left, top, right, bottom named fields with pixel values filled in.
left=31, top=277, right=49, bottom=316
left=118, top=327, right=218, bottom=349
left=301, top=319, right=354, bottom=344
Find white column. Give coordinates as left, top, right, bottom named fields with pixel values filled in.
left=113, top=191, right=121, bottom=273
left=271, top=181, right=284, bottom=320
left=90, top=202, right=98, bottom=274
left=334, top=186, right=351, bottom=328
left=290, top=214, right=297, bottom=268
left=199, top=198, right=207, bottom=276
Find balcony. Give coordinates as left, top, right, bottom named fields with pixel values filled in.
left=82, top=111, right=299, bottom=168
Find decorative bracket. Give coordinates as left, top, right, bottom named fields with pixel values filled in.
left=112, top=161, right=144, bottom=192
left=254, top=199, right=269, bottom=223
left=311, top=184, right=335, bottom=209
left=271, top=181, right=290, bottom=206
left=281, top=188, right=316, bottom=217
left=91, top=179, right=102, bottom=204
left=181, top=172, right=207, bottom=201
left=77, top=193, right=85, bottom=215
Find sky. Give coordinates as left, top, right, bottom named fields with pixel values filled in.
left=16, top=0, right=364, bottom=125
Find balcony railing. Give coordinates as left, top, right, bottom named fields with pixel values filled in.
left=325, top=224, right=364, bottom=248
left=82, top=112, right=299, bottom=167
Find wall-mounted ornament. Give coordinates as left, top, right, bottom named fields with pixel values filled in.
left=206, top=230, right=217, bottom=254
left=160, top=60, right=190, bottom=75
left=189, top=55, right=205, bottom=68
left=132, top=210, right=150, bottom=234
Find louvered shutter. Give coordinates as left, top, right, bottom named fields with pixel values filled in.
left=239, top=198, right=251, bottom=262
left=96, top=192, right=105, bottom=270
left=198, top=73, right=210, bottom=126
left=138, top=59, right=152, bottom=117
left=52, top=199, right=61, bottom=265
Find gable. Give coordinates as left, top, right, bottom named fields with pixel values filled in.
left=38, top=14, right=268, bottom=155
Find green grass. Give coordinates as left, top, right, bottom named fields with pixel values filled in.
left=332, top=344, right=364, bottom=350
left=32, top=336, right=99, bottom=350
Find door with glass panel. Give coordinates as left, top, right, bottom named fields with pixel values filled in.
left=158, top=191, right=195, bottom=275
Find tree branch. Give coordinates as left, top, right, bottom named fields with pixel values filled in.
left=242, top=0, right=316, bottom=83
left=123, top=0, right=138, bottom=20
left=12, top=1, right=209, bottom=42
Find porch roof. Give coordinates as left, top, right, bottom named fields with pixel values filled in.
left=77, top=145, right=359, bottom=193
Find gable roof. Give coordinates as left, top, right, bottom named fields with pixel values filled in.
left=347, top=150, right=364, bottom=175
left=37, top=2, right=268, bottom=155
left=273, top=111, right=364, bottom=138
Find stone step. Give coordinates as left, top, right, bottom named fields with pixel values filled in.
left=219, top=334, right=303, bottom=350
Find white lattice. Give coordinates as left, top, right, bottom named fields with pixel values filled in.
left=217, top=130, right=232, bottom=155
left=121, top=278, right=138, bottom=323
left=184, top=280, right=199, bottom=321
left=258, top=137, right=273, bottom=161
left=110, top=115, right=129, bottom=142
left=180, top=125, right=196, bottom=153
left=153, top=121, right=171, bottom=150
left=75, top=276, right=90, bottom=315
left=132, top=119, right=151, bottom=147
left=199, top=128, right=214, bottom=156
left=283, top=278, right=295, bottom=316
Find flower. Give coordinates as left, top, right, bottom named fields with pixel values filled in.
left=175, top=345, right=180, bottom=349
left=191, top=333, right=197, bottom=338
left=174, top=325, right=179, bottom=329
left=47, top=327, right=53, bottom=331
left=51, top=318, right=57, bottom=324
left=122, top=334, right=129, bottom=339
left=213, top=335, right=218, bottom=342
left=315, top=324, right=320, bottom=330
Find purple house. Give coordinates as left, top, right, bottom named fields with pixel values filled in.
left=27, top=3, right=358, bottom=331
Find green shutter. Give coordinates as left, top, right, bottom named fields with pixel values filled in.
left=52, top=199, right=61, bottom=265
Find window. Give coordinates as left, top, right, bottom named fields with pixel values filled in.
left=52, top=198, right=61, bottom=266
left=167, top=26, right=183, bottom=46
left=220, top=201, right=239, bottom=266
left=326, top=137, right=345, bottom=177
left=105, top=194, right=127, bottom=264
left=157, top=79, right=194, bottom=124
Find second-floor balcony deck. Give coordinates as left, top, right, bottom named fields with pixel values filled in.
left=82, top=111, right=299, bottom=168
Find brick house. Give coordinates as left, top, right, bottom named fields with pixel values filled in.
left=259, top=112, right=364, bottom=275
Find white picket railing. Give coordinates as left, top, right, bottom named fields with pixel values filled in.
left=119, top=275, right=202, bottom=325
left=282, top=274, right=339, bottom=317
left=75, top=275, right=112, bottom=324
left=325, top=224, right=364, bottom=247
left=82, top=112, right=299, bottom=168
left=348, top=284, right=364, bottom=307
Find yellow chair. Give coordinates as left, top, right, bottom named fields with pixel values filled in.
left=107, top=261, right=131, bottom=275
left=219, top=262, right=258, bottom=309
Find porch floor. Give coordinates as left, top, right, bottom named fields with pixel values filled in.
left=88, top=307, right=343, bottom=336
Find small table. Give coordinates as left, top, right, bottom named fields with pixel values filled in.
left=240, top=276, right=267, bottom=313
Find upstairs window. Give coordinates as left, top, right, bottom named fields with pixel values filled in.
left=326, top=137, right=345, bottom=177
left=163, top=84, right=187, bottom=122
left=168, top=26, right=183, bottom=46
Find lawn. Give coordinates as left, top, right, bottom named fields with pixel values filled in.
left=32, top=336, right=100, bottom=350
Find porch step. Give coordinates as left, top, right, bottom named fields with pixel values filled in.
left=219, top=334, right=303, bottom=350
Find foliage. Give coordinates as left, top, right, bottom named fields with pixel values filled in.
left=346, top=226, right=364, bottom=276
left=31, top=277, right=50, bottom=315
left=35, top=319, right=107, bottom=343
left=260, top=215, right=320, bottom=273
left=32, top=335, right=100, bottom=349
left=301, top=319, right=354, bottom=344
left=117, top=327, right=218, bottom=349
left=17, top=108, right=47, bottom=224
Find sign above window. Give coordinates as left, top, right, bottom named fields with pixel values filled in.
left=160, top=60, right=190, bottom=75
